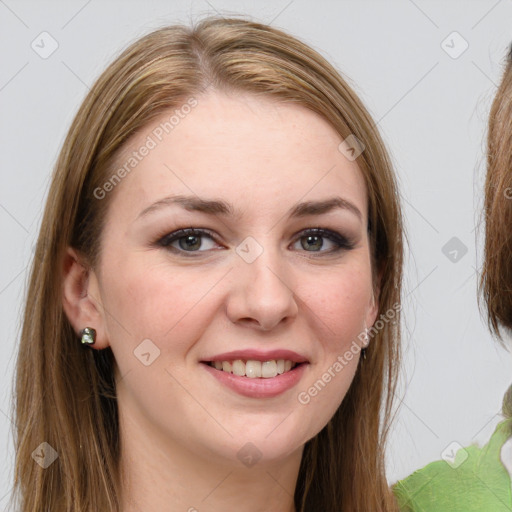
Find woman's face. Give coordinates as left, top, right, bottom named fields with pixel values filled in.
left=88, top=91, right=377, bottom=466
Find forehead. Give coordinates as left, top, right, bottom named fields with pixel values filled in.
left=107, top=91, right=368, bottom=222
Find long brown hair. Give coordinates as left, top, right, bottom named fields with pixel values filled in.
left=12, top=16, right=403, bottom=511
left=481, top=46, right=512, bottom=340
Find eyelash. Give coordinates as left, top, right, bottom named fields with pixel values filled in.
left=155, top=227, right=355, bottom=257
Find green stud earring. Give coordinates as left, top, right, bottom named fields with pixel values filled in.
left=79, top=327, right=96, bottom=345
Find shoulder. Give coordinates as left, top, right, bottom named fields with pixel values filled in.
left=392, top=417, right=512, bottom=511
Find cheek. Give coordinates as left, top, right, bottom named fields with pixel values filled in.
left=308, top=264, right=372, bottom=343
left=291, top=262, right=371, bottom=427
left=99, top=254, right=225, bottom=355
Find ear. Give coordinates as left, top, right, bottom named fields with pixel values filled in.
left=62, top=247, right=110, bottom=349
left=365, top=292, right=379, bottom=333
left=365, top=271, right=381, bottom=336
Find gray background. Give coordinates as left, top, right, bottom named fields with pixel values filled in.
left=1, top=0, right=511, bottom=505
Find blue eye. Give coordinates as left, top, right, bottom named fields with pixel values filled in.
left=156, top=227, right=354, bottom=256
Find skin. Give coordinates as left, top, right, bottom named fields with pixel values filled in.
left=62, top=91, right=378, bottom=512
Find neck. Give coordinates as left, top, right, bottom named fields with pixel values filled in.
left=117, top=401, right=302, bottom=512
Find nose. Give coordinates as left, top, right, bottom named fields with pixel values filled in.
left=225, top=244, right=299, bottom=331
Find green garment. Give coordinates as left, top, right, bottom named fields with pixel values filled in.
left=393, top=417, right=512, bottom=511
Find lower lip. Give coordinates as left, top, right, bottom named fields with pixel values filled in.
left=201, top=362, right=308, bottom=398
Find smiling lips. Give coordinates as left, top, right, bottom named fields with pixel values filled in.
left=201, top=349, right=309, bottom=396
left=202, top=348, right=308, bottom=379
left=202, top=360, right=308, bottom=399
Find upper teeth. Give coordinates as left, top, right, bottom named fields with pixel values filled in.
left=210, top=359, right=296, bottom=378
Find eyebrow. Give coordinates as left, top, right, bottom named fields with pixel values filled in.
left=137, top=194, right=363, bottom=222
